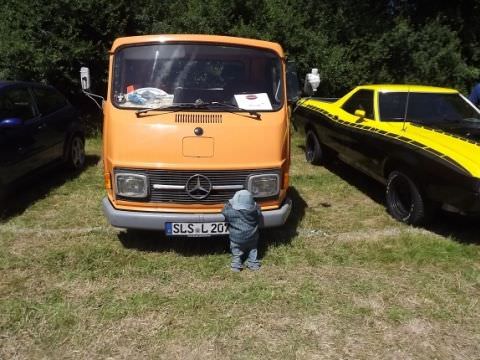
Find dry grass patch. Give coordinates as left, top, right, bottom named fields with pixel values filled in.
left=1, top=134, right=480, bottom=359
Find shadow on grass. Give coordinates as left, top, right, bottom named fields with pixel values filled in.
left=118, top=186, right=307, bottom=257
left=119, top=230, right=230, bottom=256
left=321, top=155, right=385, bottom=205
left=299, top=145, right=480, bottom=245
left=258, top=186, right=306, bottom=258
left=424, top=212, right=480, bottom=245
left=0, top=155, right=100, bottom=220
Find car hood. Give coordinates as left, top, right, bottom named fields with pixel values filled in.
left=404, top=122, right=480, bottom=177
left=416, top=122, right=480, bottom=142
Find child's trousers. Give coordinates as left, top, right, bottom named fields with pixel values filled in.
left=230, top=240, right=260, bottom=270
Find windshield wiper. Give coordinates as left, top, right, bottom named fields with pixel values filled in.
left=136, top=100, right=261, bottom=119
left=195, top=101, right=261, bottom=119
left=136, top=103, right=200, bottom=116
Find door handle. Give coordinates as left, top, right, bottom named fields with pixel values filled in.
left=37, top=123, right=47, bottom=130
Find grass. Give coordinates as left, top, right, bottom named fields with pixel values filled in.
left=1, top=132, right=479, bottom=359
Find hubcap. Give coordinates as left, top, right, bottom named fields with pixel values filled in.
left=71, top=137, right=85, bottom=168
left=306, top=135, right=315, bottom=161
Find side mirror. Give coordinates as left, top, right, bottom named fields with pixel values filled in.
left=80, top=67, right=104, bottom=111
left=0, top=117, right=23, bottom=129
left=286, top=61, right=301, bottom=104
left=354, top=109, right=366, bottom=120
left=80, top=67, right=91, bottom=91
left=303, top=68, right=321, bottom=96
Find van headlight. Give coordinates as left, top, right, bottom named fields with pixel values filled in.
left=247, top=174, right=280, bottom=198
left=115, top=173, right=148, bottom=198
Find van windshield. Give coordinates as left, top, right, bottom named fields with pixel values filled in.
left=112, top=43, right=283, bottom=111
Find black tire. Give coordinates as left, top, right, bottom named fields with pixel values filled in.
left=65, top=134, right=85, bottom=171
left=305, top=130, right=325, bottom=165
left=386, top=170, right=429, bottom=225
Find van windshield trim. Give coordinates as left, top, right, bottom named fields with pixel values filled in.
left=111, top=42, right=284, bottom=112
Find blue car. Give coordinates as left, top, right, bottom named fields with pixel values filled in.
left=0, top=81, right=85, bottom=197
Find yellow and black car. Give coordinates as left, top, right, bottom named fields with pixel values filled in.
left=293, top=84, right=480, bottom=225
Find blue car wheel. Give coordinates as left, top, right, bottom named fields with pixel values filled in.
left=66, top=134, right=85, bottom=170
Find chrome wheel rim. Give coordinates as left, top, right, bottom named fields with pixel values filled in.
left=306, top=134, right=315, bottom=162
left=71, top=137, right=85, bottom=168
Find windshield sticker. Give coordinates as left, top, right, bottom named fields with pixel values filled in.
left=234, top=93, right=273, bottom=110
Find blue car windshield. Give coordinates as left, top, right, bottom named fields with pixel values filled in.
left=112, top=43, right=283, bottom=111
left=379, top=92, right=480, bottom=124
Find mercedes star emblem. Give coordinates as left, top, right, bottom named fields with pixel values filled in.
left=185, top=174, right=212, bottom=200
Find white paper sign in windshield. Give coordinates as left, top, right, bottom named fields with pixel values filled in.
left=234, top=93, right=273, bottom=110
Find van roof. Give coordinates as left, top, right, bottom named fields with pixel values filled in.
left=110, top=34, right=284, bottom=57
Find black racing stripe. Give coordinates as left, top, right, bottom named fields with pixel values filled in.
left=299, top=103, right=472, bottom=176
left=427, top=148, right=444, bottom=157
left=409, top=140, right=425, bottom=148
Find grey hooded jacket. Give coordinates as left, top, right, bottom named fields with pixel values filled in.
left=222, top=202, right=261, bottom=245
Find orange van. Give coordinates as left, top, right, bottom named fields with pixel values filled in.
left=82, top=35, right=295, bottom=236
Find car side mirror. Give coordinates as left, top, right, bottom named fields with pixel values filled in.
left=355, top=109, right=366, bottom=120
left=80, top=67, right=91, bottom=91
left=79, top=67, right=104, bottom=111
left=0, top=117, right=23, bottom=129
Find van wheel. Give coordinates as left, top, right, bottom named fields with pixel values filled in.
left=386, top=170, right=429, bottom=225
left=305, top=130, right=325, bottom=165
left=65, top=134, right=85, bottom=171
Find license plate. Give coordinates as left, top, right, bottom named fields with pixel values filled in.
left=165, top=222, right=229, bottom=237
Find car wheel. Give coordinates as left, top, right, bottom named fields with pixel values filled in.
left=66, top=134, right=85, bottom=171
left=305, top=130, right=324, bottom=165
left=386, top=170, right=429, bottom=225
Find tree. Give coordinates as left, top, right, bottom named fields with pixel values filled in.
left=0, top=0, right=478, bottom=106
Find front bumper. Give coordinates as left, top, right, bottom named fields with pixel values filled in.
left=102, top=197, right=292, bottom=231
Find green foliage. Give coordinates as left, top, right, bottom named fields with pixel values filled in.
left=0, top=0, right=139, bottom=96
left=0, top=0, right=479, bottom=102
left=348, top=18, right=478, bottom=93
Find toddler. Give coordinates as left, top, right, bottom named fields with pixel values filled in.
left=222, top=190, right=261, bottom=272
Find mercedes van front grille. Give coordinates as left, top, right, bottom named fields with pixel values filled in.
left=115, top=168, right=280, bottom=204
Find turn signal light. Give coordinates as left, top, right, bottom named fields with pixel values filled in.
left=104, top=172, right=112, bottom=190
left=283, top=171, right=289, bottom=188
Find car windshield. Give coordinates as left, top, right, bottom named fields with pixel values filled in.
left=112, top=43, right=283, bottom=111
left=379, top=92, right=480, bottom=124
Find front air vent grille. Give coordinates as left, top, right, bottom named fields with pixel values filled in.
left=175, top=113, right=223, bottom=124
